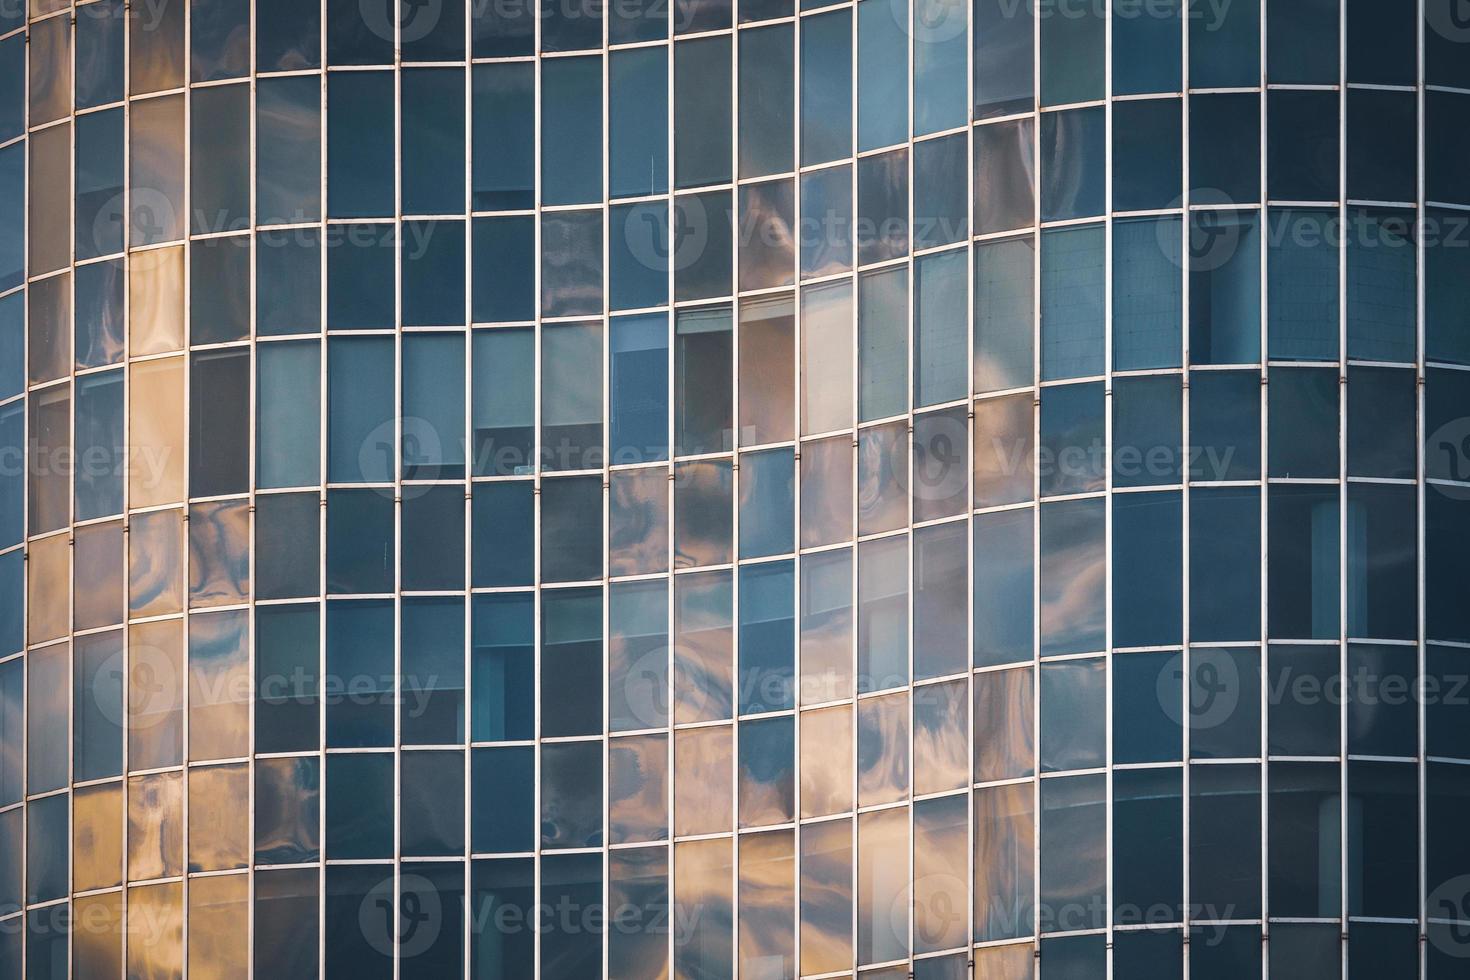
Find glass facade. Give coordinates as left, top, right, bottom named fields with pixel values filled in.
left=2, top=0, right=1470, bottom=977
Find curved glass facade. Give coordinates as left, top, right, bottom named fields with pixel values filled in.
left=3, top=0, right=1470, bottom=977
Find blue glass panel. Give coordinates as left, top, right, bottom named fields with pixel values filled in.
left=472, top=482, right=534, bottom=587
left=258, top=340, right=321, bottom=489
left=739, top=561, right=795, bottom=714
left=801, top=9, right=852, bottom=165
left=402, top=219, right=466, bottom=327
left=472, top=594, right=535, bottom=742
left=401, top=598, right=466, bottom=744
left=76, top=0, right=127, bottom=109
left=610, top=47, right=668, bottom=199
left=1113, top=0, right=1181, bottom=95
left=611, top=313, right=670, bottom=463
left=326, top=599, right=395, bottom=747
left=325, top=754, right=393, bottom=857
left=542, top=56, right=603, bottom=206
left=857, top=0, right=908, bottom=151
left=914, top=248, right=968, bottom=406
left=74, top=369, right=125, bottom=520
left=402, top=68, right=466, bottom=215
left=328, top=336, right=394, bottom=482
left=1041, top=106, right=1105, bottom=221
left=1040, top=224, right=1106, bottom=381
left=75, top=107, right=125, bottom=261
left=327, top=72, right=394, bottom=217
left=473, top=216, right=535, bottom=323
left=472, top=63, right=535, bottom=211
left=1113, top=216, right=1182, bottom=370
left=1113, top=492, right=1184, bottom=647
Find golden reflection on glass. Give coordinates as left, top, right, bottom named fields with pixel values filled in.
left=187, top=763, right=249, bottom=872
left=73, top=892, right=125, bottom=979
left=128, top=618, right=185, bottom=771
left=73, top=781, right=125, bottom=892
left=799, top=817, right=853, bottom=975
left=857, top=806, right=909, bottom=965
left=254, top=756, right=322, bottom=864
left=75, top=520, right=126, bottom=631
left=609, top=732, right=669, bottom=845
left=799, top=548, right=853, bottom=705
left=28, top=12, right=72, bottom=126
left=29, top=382, right=72, bottom=535
left=858, top=692, right=909, bottom=807
left=129, top=245, right=186, bottom=355
left=29, top=123, right=72, bottom=276
left=187, top=609, right=249, bottom=761
left=128, top=95, right=186, bottom=245
left=673, top=837, right=733, bottom=980
left=27, top=533, right=69, bottom=644
left=973, top=666, right=1035, bottom=784
left=738, top=829, right=795, bottom=977
left=800, top=435, right=854, bottom=549
left=674, top=725, right=732, bottom=837
left=738, top=293, right=796, bottom=445
left=128, top=355, right=186, bottom=507
left=130, top=0, right=186, bottom=95
left=126, top=881, right=184, bottom=980
left=129, top=507, right=185, bottom=617
left=673, top=571, right=734, bottom=725
left=187, top=873, right=250, bottom=979
left=27, top=271, right=72, bottom=386
left=913, top=679, right=969, bottom=796
left=800, top=280, right=854, bottom=436
left=973, top=942, right=1036, bottom=980
left=608, top=467, right=670, bottom=577
left=913, top=794, right=969, bottom=954
left=26, top=641, right=68, bottom=792
left=128, top=769, right=184, bottom=881
left=973, top=392, right=1035, bottom=508
left=799, top=705, right=853, bottom=818
left=188, top=500, right=250, bottom=607
left=608, top=846, right=670, bottom=980
left=973, top=782, right=1034, bottom=943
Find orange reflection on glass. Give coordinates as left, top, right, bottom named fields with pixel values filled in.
left=75, top=520, right=125, bottom=631
left=800, top=704, right=852, bottom=819
left=973, top=666, right=1035, bottom=784
left=129, top=507, right=184, bottom=618
left=73, top=892, right=125, bottom=979
left=27, top=532, right=69, bottom=644
left=857, top=805, right=909, bottom=965
left=128, top=618, right=184, bottom=771
left=187, top=873, right=249, bottom=979
left=187, top=609, right=249, bottom=761
left=673, top=837, right=733, bottom=980
left=857, top=691, right=909, bottom=807
left=188, top=500, right=250, bottom=607
left=74, top=781, right=125, bottom=892
left=128, top=245, right=185, bottom=355
left=609, top=732, right=668, bottom=845
left=128, top=769, right=184, bottom=881
left=128, top=355, right=185, bottom=507
left=188, top=763, right=249, bottom=873
left=738, top=828, right=795, bottom=976
left=126, top=881, right=184, bottom=980
left=913, top=678, right=969, bottom=796
left=674, top=725, right=731, bottom=837
left=799, top=817, right=853, bottom=975
left=738, top=293, right=796, bottom=445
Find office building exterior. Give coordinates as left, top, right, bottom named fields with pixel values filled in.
left=3, top=0, right=1470, bottom=976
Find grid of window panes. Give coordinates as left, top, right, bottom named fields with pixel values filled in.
left=3, top=0, right=1470, bottom=977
